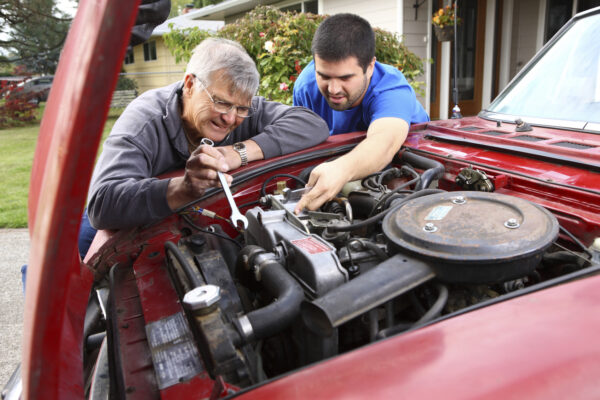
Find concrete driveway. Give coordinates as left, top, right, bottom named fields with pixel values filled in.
left=0, top=229, right=27, bottom=388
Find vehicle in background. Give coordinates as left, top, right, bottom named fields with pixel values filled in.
left=4, top=3, right=600, bottom=400
left=4, top=76, right=53, bottom=104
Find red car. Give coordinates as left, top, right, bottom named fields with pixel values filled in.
left=6, top=2, right=600, bottom=400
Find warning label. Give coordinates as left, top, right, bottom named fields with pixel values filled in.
left=145, top=312, right=204, bottom=389
left=291, top=237, right=331, bottom=254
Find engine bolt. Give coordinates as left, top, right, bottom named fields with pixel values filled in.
left=423, top=222, right=438, bottom=232
left=504, top=218, right=520, bottom=229
left=347, top=264, right=360, bottom=277
left=452, top=196, right=466, bottom=204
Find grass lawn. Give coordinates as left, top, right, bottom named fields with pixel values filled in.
left=0, top=107, right=123, bottom=228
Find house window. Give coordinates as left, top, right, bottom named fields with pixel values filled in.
left=124, top=49, right=134, bottom=65
left=303, top=0, right=317, bottom=14
left=280, top=0, right=318, bottom=14
left=143, top=41, right=157, bottom=61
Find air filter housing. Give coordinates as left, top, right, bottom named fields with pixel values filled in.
left=382, top=191, right=559, bottom=283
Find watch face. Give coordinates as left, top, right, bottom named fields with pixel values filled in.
left=234, top=142, right=246, bottom=150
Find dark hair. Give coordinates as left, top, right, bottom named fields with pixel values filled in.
left=311, top=13, right=375, bottom=72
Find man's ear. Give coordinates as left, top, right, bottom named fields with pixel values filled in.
left=366, top=57, right=376, bottom=78
left=183, top=74, right=194, bottom=96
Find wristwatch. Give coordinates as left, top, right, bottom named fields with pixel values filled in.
left=233, top=142, right=248, bottom=166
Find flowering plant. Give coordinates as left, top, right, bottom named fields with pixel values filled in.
left=165, top=6, right=425, bottom=104
left=432, top=5, right=460, bottom=28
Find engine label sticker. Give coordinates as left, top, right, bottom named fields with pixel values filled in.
left=425, top=205, right=453, bottom=221
left=292, top=237, right=331, bottom=254
left=145, top=312, right=204, bottom=389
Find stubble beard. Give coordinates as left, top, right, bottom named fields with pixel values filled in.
left=324, top=74, right=369, bottom=111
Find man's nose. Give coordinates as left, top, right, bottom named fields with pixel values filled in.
left=221, top=109, right=237, bottom=124
left=328, top=80, right=341, bottom=94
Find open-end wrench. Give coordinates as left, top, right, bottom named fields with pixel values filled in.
left=200, top=138, right=249, bottom=230
left=216, top=172, right=248, bottom=230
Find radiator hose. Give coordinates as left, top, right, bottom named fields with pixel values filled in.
left=400, top=151, right=445, bottom=190
left=234, top=246, right=305, bottom=343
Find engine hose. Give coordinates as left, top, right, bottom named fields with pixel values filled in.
left=376, top=283, right=448, bottom=340
left=327, top=189, right=445, bottom=232
left=400, top=151, right=445, bottom=191
left=542, top=250, right=589, bottom=268
left=234, top=247, right=305, bottom=343
left=414, top=283, right=449, bottom=325
left=165, top=241, right=203, bottom=288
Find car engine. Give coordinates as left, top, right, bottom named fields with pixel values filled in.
left=143, top=152, right=596, bottom=389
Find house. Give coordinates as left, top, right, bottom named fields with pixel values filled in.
left=186, top=0, right=600, bottom=118
left=122, top=10, right=224, bottom=93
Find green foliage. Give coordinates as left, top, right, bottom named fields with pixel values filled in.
left=218, top=7, right=324, bottom=104
left=115, top=75, right=139, bottom=91
left=0, top=0, right=71, bottom=75
left=168, top=0, right=191, bottom=18
left=163, top=24, right=212, bottom=64
left=163, top=5, right=425, bottom=103
left=374, top=28, right=426, bottom=96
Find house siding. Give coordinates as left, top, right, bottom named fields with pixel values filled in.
left=322, top=0, right=399, bottom=32
left=123, top=37, right=186, bottom=94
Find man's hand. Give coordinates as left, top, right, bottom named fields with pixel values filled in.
left=294, top=159, right=352, bottom=213
left=294, top=118, right=409, bottom=214
left=167, top=143, right=232, bottom=210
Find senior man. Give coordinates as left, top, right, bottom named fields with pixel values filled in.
left=85, top=37, right=329, bottom=237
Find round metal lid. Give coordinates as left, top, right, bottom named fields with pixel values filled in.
left=382, top=191, right=558, bottom=264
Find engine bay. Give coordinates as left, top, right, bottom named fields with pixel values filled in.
left=84, top=149, right=600, bottom=397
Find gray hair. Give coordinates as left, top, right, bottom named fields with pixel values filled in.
left=185, top=37, right=259, bottom=97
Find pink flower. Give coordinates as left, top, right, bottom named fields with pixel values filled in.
left=279, top=82, right=289, bottom=91
left=259, top=32, right=265, bottom=38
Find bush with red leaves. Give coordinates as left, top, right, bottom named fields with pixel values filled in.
left=0, top=78, right=39, bottom=129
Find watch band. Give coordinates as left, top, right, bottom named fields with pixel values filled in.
left=233, top=142, right=248, bottom=166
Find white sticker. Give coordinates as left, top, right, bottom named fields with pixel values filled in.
left=425, top=205, right=453, bottom=221
left=145, top=312, right=204, bottom=389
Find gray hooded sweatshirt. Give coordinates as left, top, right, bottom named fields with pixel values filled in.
left=87, top=81, right=329, bottom=230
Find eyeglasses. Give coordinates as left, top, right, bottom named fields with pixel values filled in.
left=193, top=76, right=253, bottom=118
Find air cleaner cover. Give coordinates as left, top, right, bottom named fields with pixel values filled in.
left=382, top=191, right=559, bottom=283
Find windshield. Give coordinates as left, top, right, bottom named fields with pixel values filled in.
left=487, top=12, right=600, bottom=124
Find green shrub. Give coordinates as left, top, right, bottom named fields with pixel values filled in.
left=164, top=6, right=425, bottom=104
left=115, top=74, right=139, bottom=92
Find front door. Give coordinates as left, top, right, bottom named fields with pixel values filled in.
left=430, top=0, right=486, bottom=118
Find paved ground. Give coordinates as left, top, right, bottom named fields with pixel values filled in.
left=0, top=229, right=27, bottom=388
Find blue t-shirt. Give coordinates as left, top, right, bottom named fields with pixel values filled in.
left=293, top=60, right=429, bottom=135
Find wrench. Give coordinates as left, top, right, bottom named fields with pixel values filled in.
left=200, top=138, right=249, bottom=230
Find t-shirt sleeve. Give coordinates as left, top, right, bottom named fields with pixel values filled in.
left=366, top=86, right=420, bottom=126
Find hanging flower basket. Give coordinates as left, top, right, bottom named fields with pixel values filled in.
left=434, top=25, right=454, bottom=42
left=432, top=5, right=460, bottom=42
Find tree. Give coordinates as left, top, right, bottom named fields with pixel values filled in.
left=0, top=0, right=72, bottom=75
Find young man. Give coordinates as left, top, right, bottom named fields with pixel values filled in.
left=293, top=13, right=429, bottom=213
left=86, top=38, right=329, bottom=232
